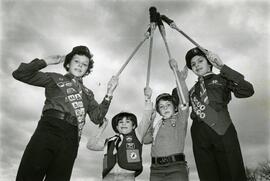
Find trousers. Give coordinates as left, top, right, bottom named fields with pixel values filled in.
left=150, top=161, right=189, bottom=181
left=191, top=121, right=246, bottom=181
left=16, top=115, right=78, bottom=181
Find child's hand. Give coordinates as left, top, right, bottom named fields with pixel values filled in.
left=99, top=117, right=108, bottom=129
left=180, top=66, right=188, bottom=80
left=169, top=58, right=178, bottom=70
left=107, top=76, right=119, bottom=96
left=144, top=86, right=152, bottom=100
left=44, top=55, right=65, bottom=65
left=205, top=51, right=224, bottom=70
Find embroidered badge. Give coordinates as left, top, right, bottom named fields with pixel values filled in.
left=126, top=150, right=140, bottom=162
left=57, top=82, right=65, bottom=88
left=67, top=88, right=76, bottom=94
left=171, top=120, right=176, bottom=127
left=126, top=136, right=132, bottom=142
left=130, top=152, right=137, bottom=159
left=65, top=82, right=73, bottom=87
left=191, top=96, right=206, bottom=119
left=126, top=143, right=135, bottom=149
left=208, top=79, right=222, bottom=86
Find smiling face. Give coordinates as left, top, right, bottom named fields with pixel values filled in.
left=67, top=54, right=90, bottom=77
left=158, top=99, right=175, bottom=119
left=190, top=55, right=212, bottom=76
left=116, top=117, right=135, bottom=135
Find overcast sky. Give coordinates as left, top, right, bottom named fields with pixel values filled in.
left=0, top=0, right=269, bottom=180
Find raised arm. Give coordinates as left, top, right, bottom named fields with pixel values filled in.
left=136, top=87, right=155, bottom=143
left=87, top=76, right=119, bottom=125
left=12, top=55, right=64, bottom=87
left=86, top=118, right=108, bottom=151
left=169, top=59, right=189, bottom=110
left=206, top=51, right=254, bottom=98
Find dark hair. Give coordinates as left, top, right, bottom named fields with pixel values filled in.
left=63, top=45, right=94, bottom=76
left=155, top=93, right=178, bottom=114
left=185, top=47, right=212, bottom=70
left=111, top=112, right=138, bottom=133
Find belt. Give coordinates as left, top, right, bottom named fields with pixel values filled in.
left=152, top=153, right=185, bottom=165
left=42, top=109, right=77, bottom=126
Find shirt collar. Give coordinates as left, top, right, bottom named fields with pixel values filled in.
left=162, top=113, right=177, bottom=121
left=64, top=73, right=83, bottom=84
left=198, top=72, right=215, bottom=81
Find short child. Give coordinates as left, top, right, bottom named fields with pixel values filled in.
left=87, top=87, right=154, bottom=181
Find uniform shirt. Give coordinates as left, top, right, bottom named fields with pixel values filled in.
left=189, top=65, right=254, bottom=134
left=151, top=109, right=189, bottom=157
left=12, top=58, right=110, bottom=125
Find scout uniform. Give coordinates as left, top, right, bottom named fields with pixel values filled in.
left=101, top=110, right=154, bottom=181
left=13, top=57, right=111, bottom=181
left=87, top=99, right=153, bottom=181
left=102, top=131, right=143, bottom=180
left=144, top=71, right=189, bottom=181
left=177, top=47, right=255, bottom=181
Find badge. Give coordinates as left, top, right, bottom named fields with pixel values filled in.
left=208, top=79, right=222, bottom=86
left=126, top=136, right=132, bottom=142
left=57, top=82, right=65, bottom=88
left=126, top=143, right=135, bottom=149
left=171, top=120, right=176, bottom=127
left=126, top=149, right=140, bottom=163
left=67, top=88, right=76, bottom=94
left=65, top=82, right=73, bottom=87
left=68, top=95, right=76, bottom=102
left=130, top=152, right=137, bottom=159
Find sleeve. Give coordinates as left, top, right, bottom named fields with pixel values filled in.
left=142, top=122, right=154, bottom=145
left=135, top=101, right=154, bottom=143
left=12, top=59, right=53, bottom=87
left=174, top=70, right=189, bottom=109
left=86, top=91, right=111, bottom=125
left=220, top=65, right=255, bottom=98
left=178, top=108, right=189, bottom=138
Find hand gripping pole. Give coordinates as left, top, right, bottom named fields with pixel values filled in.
left=156, top=12, right=187, bottom=107
left=161, top=15, right=208, bottom=55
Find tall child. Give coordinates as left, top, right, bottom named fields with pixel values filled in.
left=178, top=47, right=254, bottom=181
left=143, top=59, right=190, bottom=181
left=13, top=45, right=118, bottom=181
left=87, top=87, right=154, bottom=181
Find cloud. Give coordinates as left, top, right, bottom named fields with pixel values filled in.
left=1, top=0, right=269, bottom=180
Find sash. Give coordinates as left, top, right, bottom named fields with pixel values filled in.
left=190, top=85, right=231, bottom=135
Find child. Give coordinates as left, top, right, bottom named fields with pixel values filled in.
left=12, top=45, right=118, bottom=181
left=143, top=59, right=189, bottom=181
left=178, top=47, right=254, bottom=181
left=87, top=87, right=154, bottom=181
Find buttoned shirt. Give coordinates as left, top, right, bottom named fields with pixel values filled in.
left=12, top=58, right=110, bottom=125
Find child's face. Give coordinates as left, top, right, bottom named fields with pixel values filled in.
left=68, top=54, right=89, bottom=77
left=190, top=55, right=211, bottom=76
left=116, top=117, right=135, bottom=134
left=158, top=100, right=175, bottom=119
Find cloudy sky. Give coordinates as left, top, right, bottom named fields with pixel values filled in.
left=0, top=0, right=269, bottom=180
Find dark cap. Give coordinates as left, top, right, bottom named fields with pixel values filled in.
left=185, top=47, right=210, bottom=69
left=63, top=45, right=94, bottom=74
left=155, top=93, right=179, bottom=114
left=111, top=112, right=137, bottom=133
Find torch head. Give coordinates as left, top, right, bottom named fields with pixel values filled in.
left=149, top=6, right=157, bottom=23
